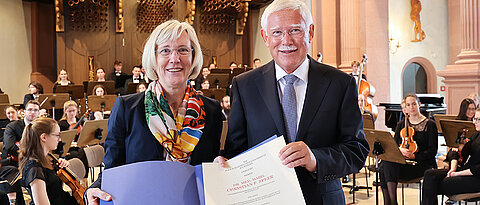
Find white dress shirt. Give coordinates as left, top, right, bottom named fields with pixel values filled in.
left=275, top=57, right=309, bottom=127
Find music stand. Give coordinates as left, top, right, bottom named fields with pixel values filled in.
left=0, top=104, right=9, bottom=119
left=85, top=81, right=115, bottom=95
left=440, top=119, right=476, bottom=148
left=434, top=114, right=457, bottom=134
left=364, top=128, right=406, bottom=205
left=232, top=67, right=251, bottom=77
left=207, top=74, right=230, bottom=89
left=0, top=94, right=9, bottom=104
left=55, top=84, right=85, bottom=101
left=77, top=119, right=108, bottom=147
left=126, top=82, right=146, bottom=94
left=200, top=88, right=226, bottom=102
left=210, top=68, right=231, bottom=74
left=38, top=93, right=70, bottom=120
left=87, top=95, right=116, bottom=111
left=363, top=114, right=375, bottom=129
left=59, top=130, right=77, bottom=156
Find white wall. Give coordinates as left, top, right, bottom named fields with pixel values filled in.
left=388, top=0, right=448, bottom=102
left=0, top=0, right=32, bottom=104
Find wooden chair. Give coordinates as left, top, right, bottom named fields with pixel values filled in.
left=0, top=94, right=9, bottom=104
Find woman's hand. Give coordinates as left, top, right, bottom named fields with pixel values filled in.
left=446, top=169, right=456, bottom=178
left=86, top=188, right=112, bottom=205
left=399, top=148, right=415, bottom=159
left=57, top=158, right=69, bottom=169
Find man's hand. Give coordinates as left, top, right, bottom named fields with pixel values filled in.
left=279, top=141, right=317, bottom=172
left=86, top=188, right=112, bottom=205
left=213, top=156, right=228, bottom=168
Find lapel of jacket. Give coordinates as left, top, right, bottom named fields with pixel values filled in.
left=296, top=56, right=332, bottom=141
left=255, top=61, right=286, bottom=136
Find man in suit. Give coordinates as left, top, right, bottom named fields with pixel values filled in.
left=123, top=65, right=146, bottom=94
left=215, top=0, right=369, bottom=204
left=2, top=100, right=40, bottom=167
left=107, top=60, right=129, bottom=94
left=350, top=60, right=367, bottom=81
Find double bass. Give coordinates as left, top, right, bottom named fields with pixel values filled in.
left=356, top=54, right=378, bottom=118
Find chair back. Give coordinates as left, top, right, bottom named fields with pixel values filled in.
left=68, top=158, right=86, bottom=181
left=84, top=145, right=104, bottom=167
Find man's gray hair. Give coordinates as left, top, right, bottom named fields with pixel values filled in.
left=261, top=0, right=313, bottom=30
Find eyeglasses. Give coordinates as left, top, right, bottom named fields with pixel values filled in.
left=468, top=107, right=476, bottom=111
left=474, top=117, right=480, bottom=122
left=155, top=47, right=194, bottom=57
left=268, top=27, right=305, bottom=40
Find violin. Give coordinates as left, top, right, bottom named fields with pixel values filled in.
left=356, top=54, right=378, bottom=118
left=456, top=129, right=472, bottom=165
left=69, top=109, right=91, bottom=142
left=48, top=153, right=86, bottom=205
left=400, top=114, right=418, bottom=153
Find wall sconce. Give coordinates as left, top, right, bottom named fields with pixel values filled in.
left=389, top=29, right=401, bottom=54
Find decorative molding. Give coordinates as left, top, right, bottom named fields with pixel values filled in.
left=236, top=0, right=250, bottom=35
left=185, top=0, right=196, bottom=25
left=55, top=0, right=64, bottom=32
left=116, top=0, right=124, bottom=32
left=136, top=0, right=175, bottom=33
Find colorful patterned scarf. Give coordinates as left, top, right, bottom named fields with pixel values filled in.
left=145, top=81, right=205, bottom=162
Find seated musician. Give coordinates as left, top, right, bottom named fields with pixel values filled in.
left=456, top=98, right=476, bottom=121
left=358, top=94, right=375, bottom=122
left=91, top=85, right=110, bottom=120
left=2, top=100, right=40, bottom=167
left=194, top=67, right=210, bottom=90
left=23, top=81, right=43, bottom=108
left=58, top=100, right=80, bottom=132
left=0, top=106, right=19, bottom=142
left=95, top=67, right=106, bottom=82
left=422, top=108, right=480, bottom=205
left=53, top=69, right=74, bottom=93
left=379, top=93, right=438, bottom=205
left=136, top=83, right=147, bottom=93
left=19, top=117, right=80, bottom=205
left=201, top=79, right=210, bottom=90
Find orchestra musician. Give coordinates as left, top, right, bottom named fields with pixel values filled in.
left=95, top=68, right=106, bottom=82
left=23, top=82, right=43, bottom=108
left=422, top=107, right=480, bottom=205
left=85, top=20, right=223, bottom=205
left=456, top=98, right=476, bottom=121
left=53, top=69, right=74, bottom=93
left=58, top=100, right=80, bottom=132
left=379, top=93, right=438, bottom=205
left=19, top=117, right=79, bottom=205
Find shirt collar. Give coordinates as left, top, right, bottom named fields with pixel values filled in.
left=275, top=57, right=309, bottom=83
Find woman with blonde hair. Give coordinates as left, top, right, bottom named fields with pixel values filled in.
left=19, top=117, right=79, bottom=205
left=85, top=19, right=222, bottom=204
left=58, top=100, right=79, bottom=131
left=53, top=69, right=74, bottom=93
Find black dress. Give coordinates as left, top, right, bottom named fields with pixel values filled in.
left=379, top=118, right=438, bottom=188
left=422, top=132, right=480, bottom=205
left=22, top=160, right=79, bottom=205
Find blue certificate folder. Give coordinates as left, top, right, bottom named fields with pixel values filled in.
left=100, top=135, right=278, bottom=205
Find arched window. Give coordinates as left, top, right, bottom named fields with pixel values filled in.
left=402, top=62, right=427, bottom=97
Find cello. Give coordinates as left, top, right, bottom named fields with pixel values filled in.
left=356, top=54, right=378, bottom=118
left=400, top=114, right=418, bottom=153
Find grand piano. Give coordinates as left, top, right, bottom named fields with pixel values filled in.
left=379, top=94, right=446, bottom=130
